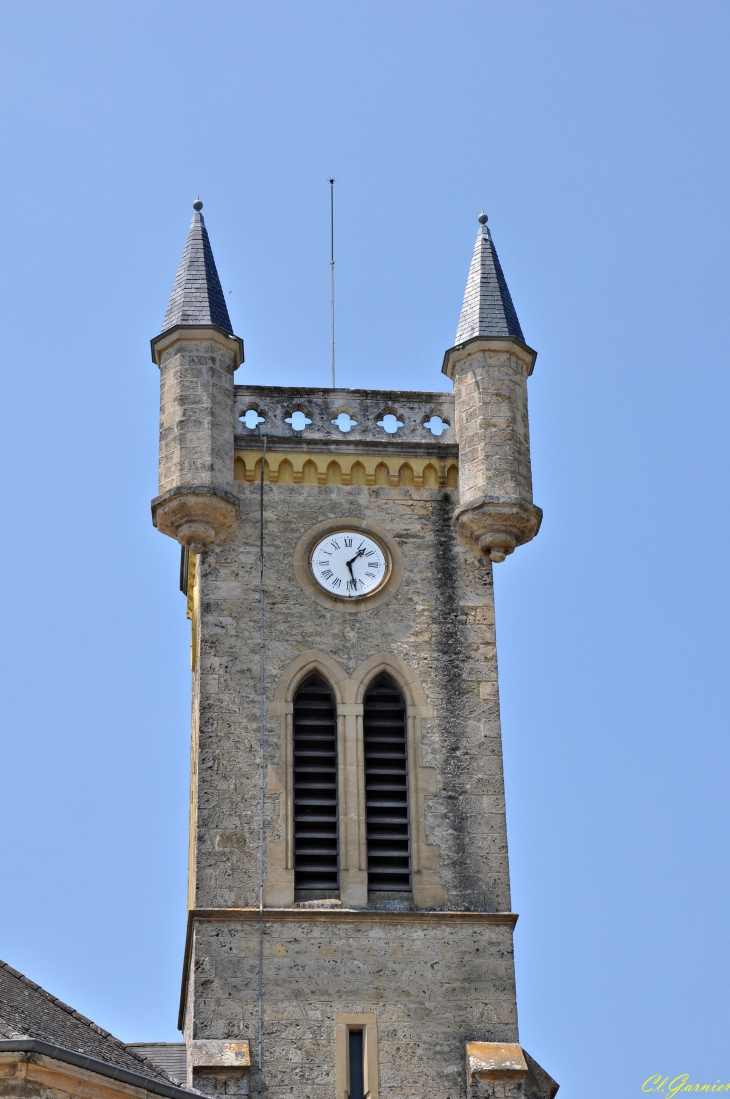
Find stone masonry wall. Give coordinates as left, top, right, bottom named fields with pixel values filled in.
left=158, top=336, right=236, bottom=495
left=188, top=916, right=519, bottom=1099
left=184, top=383, right=522, bottom=1099
left=192, top=478, right=510, bottom=914
left=452, top=347, right=533, bottom=510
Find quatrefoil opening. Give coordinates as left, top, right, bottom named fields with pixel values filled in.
left=377, top=413, right=404, bottom=435
left=240, top=409, right=265, bottom=429
left=422, top=415, right=450, bottom=437
left=332, top=412, right=358, bottom=433
left=285, top=411, right=313, bottom=431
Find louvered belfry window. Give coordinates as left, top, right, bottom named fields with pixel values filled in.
left=293, top=674, right=339, bottom=892
left=363, top=675, right=411, bottom=891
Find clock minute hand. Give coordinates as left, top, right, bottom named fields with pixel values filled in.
left=345, top=548, right=365, bottom=587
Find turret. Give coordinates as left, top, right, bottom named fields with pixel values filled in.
left=150, top=199, right=243, bottom=553
left=443, top=212, right=542, bottom=561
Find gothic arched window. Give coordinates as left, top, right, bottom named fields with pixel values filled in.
left=293, top=674, right=339, bottom=893
left=363, top=675, right=411, bottom=892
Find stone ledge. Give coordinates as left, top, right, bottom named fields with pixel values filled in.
left=466, top=1043, right=559, bottom=1099
left=188, top=906, right=517, bottom=924
left=188, top=1042, right=249, bottom=1069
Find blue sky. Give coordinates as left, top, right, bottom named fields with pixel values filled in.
left=1, top=2, right=729, bottom=1096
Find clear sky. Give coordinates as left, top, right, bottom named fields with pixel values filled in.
left=1, top=1, right=729, bottom=1095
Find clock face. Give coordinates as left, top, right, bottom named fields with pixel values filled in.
left=310, top=531, right=389, bottom=599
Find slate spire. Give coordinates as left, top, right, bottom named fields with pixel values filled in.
left=161, top=199, right=233, bottom=335
left=455, top=212, right=524, bottom=344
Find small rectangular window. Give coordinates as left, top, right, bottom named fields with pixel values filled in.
left=348, top=1030, right=364, bottom=1099
left=335, top=1014, right=378, bottom=1099
left=179, top=546, right=190, bottom=595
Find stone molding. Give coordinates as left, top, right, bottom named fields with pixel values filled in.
left=454, top=498, right=543, bottom=562
left=467, top=1043, right=528, bottom=1081
left=151, top=324, right=243, bottom=368
left=234, top=449, right=458, bottom=488
left=442, top=335, right=537, bottom=380
left=187, top=1041, right=249, bottom=1069
left=186, top=1040, right=250, bottom=1096
left=151, top=486, right=240, bottom=553
left=266, top=650, right=443, bottom=908
left=466, top=1042, right=559, bottom=1099
left=185, top=907, right=518, bottom=924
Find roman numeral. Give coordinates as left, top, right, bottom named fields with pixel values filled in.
left=331, top=577, right=341, bottom=588
left=330, top=539, right=341, bottom=549
left=347, top=579, right=358, bottom=591
left=321, top=569, right=333, bottom=579
left=365, top=572, right=375, bottom=579
left=344, top=537, right=352, bottom=547
left=363, top=550, right=374, bottom=557
left=368, top=561, right=380, bottom=569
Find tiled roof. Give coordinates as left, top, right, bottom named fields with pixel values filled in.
left=161, top=200, right=233, bottom=335
left=0, top=959, right=175, bottom=1087
left=128, top=1043, right=187, bottom=1085
left=455, top=214, right=524, bottom=343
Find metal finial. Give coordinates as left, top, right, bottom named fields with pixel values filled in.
left=193, top=197, right=203, bottom=212
left=478, top=211, right=488, bottom=225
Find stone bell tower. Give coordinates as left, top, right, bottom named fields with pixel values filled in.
left=151, top=202, right=557, bottom=1099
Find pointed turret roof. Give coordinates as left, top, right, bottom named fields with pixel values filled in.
left=455, top=212, right=524, bottom=343
left=161, top=199, right=233, bottom=335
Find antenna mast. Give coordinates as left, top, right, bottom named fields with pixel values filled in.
left=328, top=178, right=335, bottom=388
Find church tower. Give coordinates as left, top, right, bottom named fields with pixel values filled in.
left=151, top=203, right=557, bottom=1099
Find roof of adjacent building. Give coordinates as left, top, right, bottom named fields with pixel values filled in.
left=455, top=213, right=524, bottom=344
left=161, top=199, right=233, bottom=335
left=0, top=959, right=177, bottom=1088
left=128, top=1043, right=187, bottom=1086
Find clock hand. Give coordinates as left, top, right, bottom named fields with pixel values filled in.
left=345, top=548, right=365, bottom=568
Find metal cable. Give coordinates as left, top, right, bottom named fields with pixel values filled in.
left=329, top=178, right=335, bottom=388
left=257, top=434, right=267, bottom=1099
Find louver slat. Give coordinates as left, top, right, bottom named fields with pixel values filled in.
left=364, top=676, right=411, bottom=891
left=293, top=675, right=339, bottom=891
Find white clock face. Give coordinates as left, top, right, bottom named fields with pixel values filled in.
left=310, top=531, right=389, bottom=599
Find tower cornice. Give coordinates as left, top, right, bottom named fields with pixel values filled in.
left=150, top=323, right=244, bottom=368
left=442, top=334, right=537, bottom=380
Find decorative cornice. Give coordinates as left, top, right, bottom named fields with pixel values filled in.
left=233, top=437, right=458, bottom=459
left=441, top=334, right=537, bottom=380
left=150, top=324, right=243, bottom=367
left=190, top=905, right=517, bottom=924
